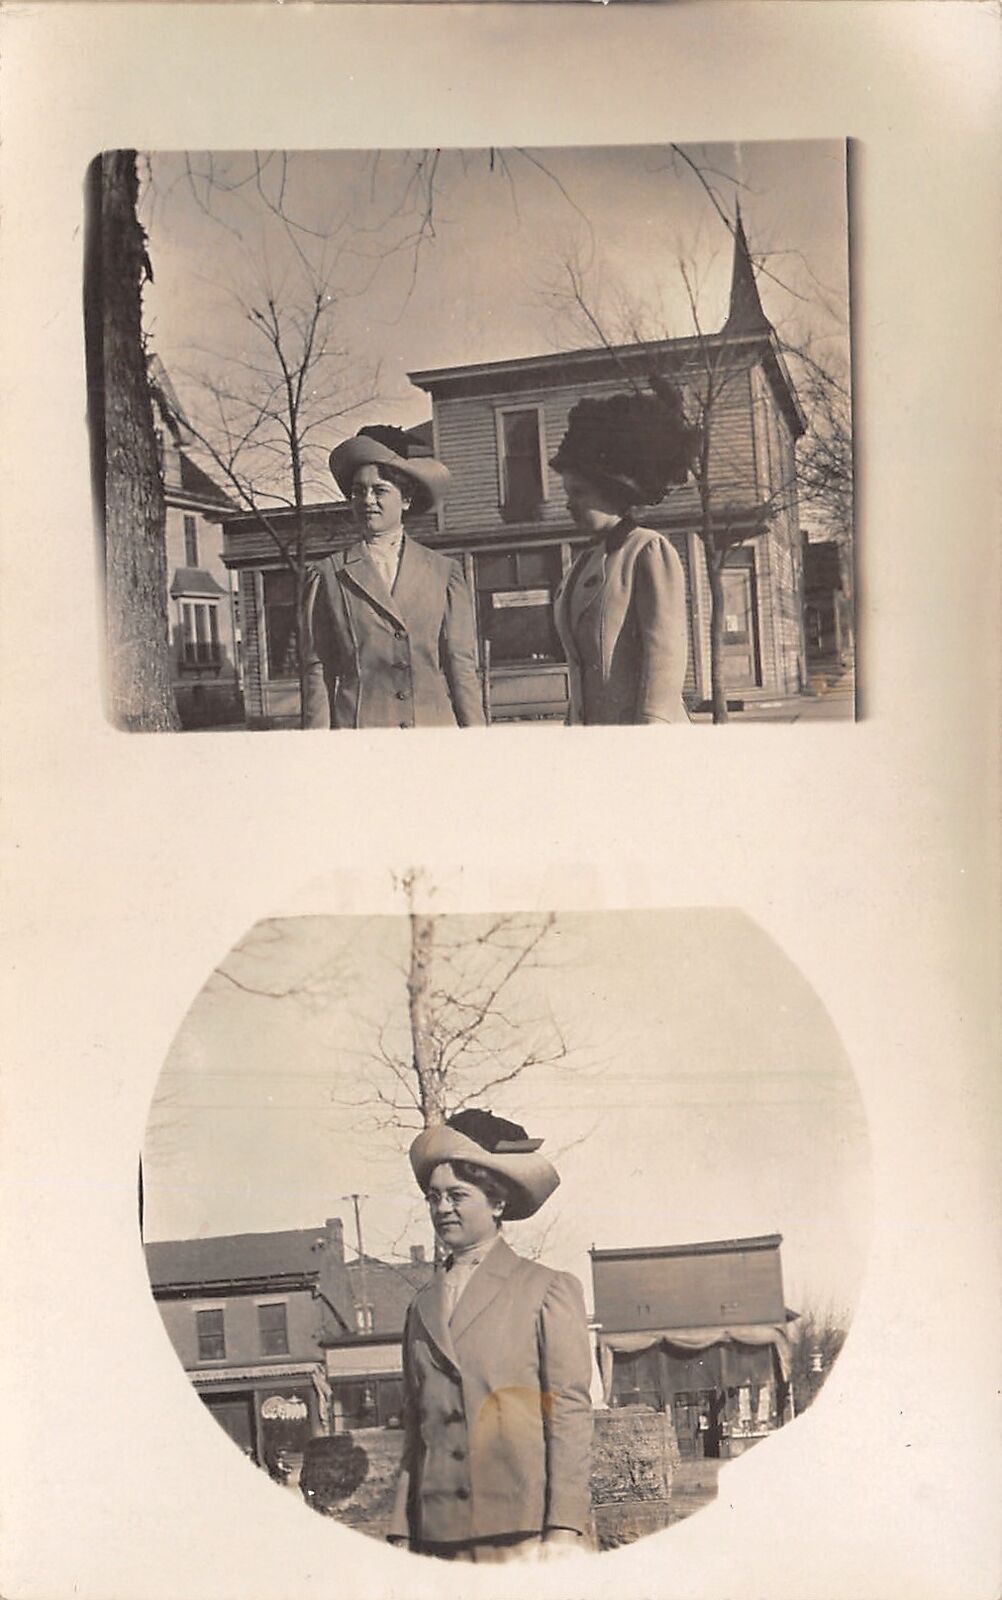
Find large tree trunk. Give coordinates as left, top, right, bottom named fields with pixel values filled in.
left=86, top=150, right=178, bottom=731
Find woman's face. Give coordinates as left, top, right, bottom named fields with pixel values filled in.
left=350, top=464, right=411, bottom=539
left=560, top=469, right=623, bottom=534
left=425, top=1162, right=502, bottom=1252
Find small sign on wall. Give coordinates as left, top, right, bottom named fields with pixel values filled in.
left=491, top=589, right=550, bottom=609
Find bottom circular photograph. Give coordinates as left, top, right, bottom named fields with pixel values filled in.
left=142, top=907, right=871, bottom=1560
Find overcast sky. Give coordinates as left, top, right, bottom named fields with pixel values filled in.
left=143, top=909, right=870, bottom=1319
left=140, top=142, right=849, bottom=505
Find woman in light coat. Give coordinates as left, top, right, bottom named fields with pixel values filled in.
left=303, top=426, right=485, bottom=730
left=551, top=388, right=698, bottom=725
left=389, top=1110, right=593, bottom=1563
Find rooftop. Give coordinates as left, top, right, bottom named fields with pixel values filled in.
left=146, top=1226, right=329, bottom=1290
left=590, top=1233, right=783, bottom=1263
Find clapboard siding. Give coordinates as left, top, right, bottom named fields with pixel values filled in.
left=755, top=369, right=804, bottom=692
left=240, top=569, right=264, bottom=719
left=435, top=361, right=761, bottom=543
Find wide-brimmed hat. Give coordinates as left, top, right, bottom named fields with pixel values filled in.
left=329, top=424, right=450, bottom=515
left=409, top=1109, right=559, bottom=1221
left=549, top=385, right=697, bottom=507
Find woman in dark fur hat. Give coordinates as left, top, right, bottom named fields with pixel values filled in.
left=388, top=1109, right=593, bottom=1563
left=551, top=386, right=698, bottom=724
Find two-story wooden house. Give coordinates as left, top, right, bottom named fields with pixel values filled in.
left=150, top=362, right=243, bottom=729
left=590, top=1234, right=797, bottom=1460
left=146, top=1218, right=432, bottom=1467
left=222, top=222, right=807, bottom=724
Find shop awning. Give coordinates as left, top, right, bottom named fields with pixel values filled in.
left=596, top=1324, right=793, bottom=1404
left=189, top=1361, right=331, bottom=1406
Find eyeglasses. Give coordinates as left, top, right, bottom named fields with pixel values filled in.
left=424, top=1189, right=470, bottom=1210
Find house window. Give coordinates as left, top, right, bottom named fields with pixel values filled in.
left=183, top=514, right=199, bottom=567
left=474, top=547, right=564, bottom=667
left=263, top=570, right=299, bottom=680
left=497, top=408, right=545, bottom=522
left=258, top=1302, right=289, bottom=1356
left=196, top=1308, right=226, bottom=1361
left=354, top=1303, right=374, bottom=1334
left=181, top=601, right=221, bottom=667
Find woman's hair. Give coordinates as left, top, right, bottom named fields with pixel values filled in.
left=374, top=462, right=414, bottom=507
left=351, top=460, right=414, bottom=511
left=429, top=1159, right=512, bottom=1221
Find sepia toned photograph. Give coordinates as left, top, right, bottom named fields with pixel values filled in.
left=140, top=904, right=870, bottom=1560
left=87, top=142, right=854, bottom=732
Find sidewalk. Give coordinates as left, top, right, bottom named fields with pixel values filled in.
left=690, top=671, right=856, bottom=724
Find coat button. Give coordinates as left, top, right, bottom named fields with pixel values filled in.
left=454, top=1487, right=470, bottom=1500
left=399, top=721, right=408, bottom=730
left=395, top=690, right=406, bottom=700
left=452, top=1448, right=466, bottom=1461
left=395, top=629, right=405, bottom=640
left=447, top=1409, right=463, bottom=1424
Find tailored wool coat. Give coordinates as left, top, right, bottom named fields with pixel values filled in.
left=303, top=536, right=485, bottom=729
left=553, top=523, right=690, bottom=725
left=389, top=1237, right=593, bottom=1549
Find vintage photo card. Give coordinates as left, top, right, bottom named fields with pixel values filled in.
left=90, top=141, right=853, bottom=733
left=140, top=907, right=870, bottom=1556
left=1, top=4, right=999, bottom=1600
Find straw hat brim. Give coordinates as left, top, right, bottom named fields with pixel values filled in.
left=409, top=1125, right=560, bottom=1221
left=329, top=436, right=450, bottom=513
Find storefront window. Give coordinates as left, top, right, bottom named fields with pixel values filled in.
left=263, top=570, right=298, bottom=680
left=475, top=547, right=564, bottom=666
left=331, top=1376, right=404, bottom=1431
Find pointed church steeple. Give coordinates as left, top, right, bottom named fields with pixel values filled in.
left=722, top=204, right=772, bottom=336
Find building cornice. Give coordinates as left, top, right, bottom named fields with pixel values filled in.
left=151, top=1271, right=317, bottom=1299
left=590, top=1233, right=783, bottom=1263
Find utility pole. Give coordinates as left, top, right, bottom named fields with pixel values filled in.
left=344, top=1193, right=371, bottom=1333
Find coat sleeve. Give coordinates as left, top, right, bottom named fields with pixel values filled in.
left=301, top=566, right=334, bottom=730
left=388, top=1305, right=418, bottom=1545
left=440, top=560, right=487, bottom=727
left=537, top=1270, right=594, bottom=1535
left=632, top=536, right=690, bottom=724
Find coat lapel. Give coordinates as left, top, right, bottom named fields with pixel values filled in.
left=390, top=535, right=434, bottom=621
left=414, top=1272, right=461, bottom=1372
left=339, top=541, right=405, bottom=627
left=448, top=1236, right=520, bottom=1345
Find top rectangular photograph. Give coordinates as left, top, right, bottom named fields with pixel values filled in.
left=87, top=142, right=854, bottom=731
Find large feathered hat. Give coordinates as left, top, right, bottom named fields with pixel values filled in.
left=408, top=1109, right=559, bottom=1221
left=329, top=424, right=450, bottom=515
left=549, top=383, right=698, bottom=506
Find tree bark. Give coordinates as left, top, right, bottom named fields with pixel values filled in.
left=407, top=909, right=444, bottom=1126
left=705, top=541, right=728, bottom=725
left=87, top=151, right=178, bottom=731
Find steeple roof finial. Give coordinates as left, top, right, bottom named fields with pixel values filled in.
left=723, top=203, right=772, bottom=336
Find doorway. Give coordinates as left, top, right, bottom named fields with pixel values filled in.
left=201, top=1392, right=256, bottom=1460
left=720, top=553, right=761, bottom=689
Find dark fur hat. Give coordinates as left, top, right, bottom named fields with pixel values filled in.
left=550, top=384, right=697, bottom=506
